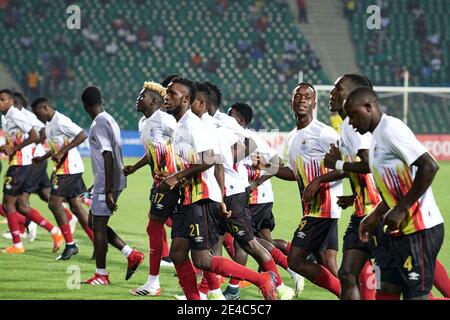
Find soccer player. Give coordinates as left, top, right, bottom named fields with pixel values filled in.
left=125, top=81, right=177, bottom=296
left=228, top=102, right=305, bottom=298
left=346, top=87, right=445, bottom=300
left=81, top=86, right=144, bottom=285
left=274, top=83, right=342, bottom=298
left=321, top=74, right=381, bottom=300
left=161, top=77, right=277, bottom=300
left=31, top=97, right=94, bottom=260
left=0, top=89, right=63, bottom=254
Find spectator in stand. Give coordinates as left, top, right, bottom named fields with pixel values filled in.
left=297, top=0, right=308, bottom=23
left=191, top=52, right=203, bottom=68
left=205, top=55, right=220, bottom=73
left=26, top=70, right=39, bottom=99
left=236, top=55, right=249, bottom=71
left=254, top=15, right=269, bottom=32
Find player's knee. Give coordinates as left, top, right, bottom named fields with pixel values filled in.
left=192, top=253, right=211, bottom=270
left=16, top=202, right=29, bottom=214
left=48, top=199, right=60, bottom=213
left=3, top=203, right=15, bottom=214
left=169, top=247, right=188, bottom=265
left=338, top=267, right=357, bottom=284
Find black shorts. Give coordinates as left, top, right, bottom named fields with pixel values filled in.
left=343, top=215, right=372, bottom=255
left=3, top=165, right=33, bottom=196
left=51, top=173, right=87, bottom=198
left=27, top=160, right=51, bottom=193
left=217, top=192, right=255, bottom=244
left=292, top=216, right=339, bottom=254
left=381, top=223, right=444, bottom=299
left=366, top=221, right=395, bottom=269
left=150, top=185, right=180, bottom=222
left=250, top=203, right=275, bottom=234
left=170, top=204, right=187, bottom=239
left=183, top=199, right=220, bottom=251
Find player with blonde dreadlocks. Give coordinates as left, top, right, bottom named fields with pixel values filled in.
left=124, top=81, right=179, bottom=296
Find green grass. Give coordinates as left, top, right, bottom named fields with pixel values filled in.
left=0, top=159, right=449, bottom=300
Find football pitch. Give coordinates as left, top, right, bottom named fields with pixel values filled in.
left=1, top=159, right=449, bottom=300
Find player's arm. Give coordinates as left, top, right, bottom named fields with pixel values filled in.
left=324, top=144, right=371, bottom=174
left=33, top=150, right=53, bottom=164
left=383, top=152, right=439, bottom=233
left=123, top=155, right=149, bottom=176
left=159, top=149, right=215, bottom=192
left=37, top=127, right=47, bottom=145
left=359, top=200, right=389, bottom=243
left=52, top=131, right=87, bottom=164
left=214, top=162, right=232, bottom=218
left=275, top=166, right=296, bottom=181
left=103, top=150, right=118, bottom=212
left=0, top=128, right=39, bottom=155
left=303, top=170, right=347, bottom=203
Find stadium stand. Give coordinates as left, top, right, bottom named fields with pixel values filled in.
left=0, top=0, right=329, bottom=131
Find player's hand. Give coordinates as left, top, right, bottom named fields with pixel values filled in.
left=251, top=153, right=269, bottom=170
left=324, top=143, right=342, bottom=170
left=123, top=165, right=136, bottom=176
left=154, top=170, right=171, bottom=180
left=337, top=194, right=356, bottom=209
left=303, top=179, right=320, bottom=203
left=32, top=156, right=43, bottom=165
left=219, top=202, right=232, bottom=219
left=359, top=211, right=382, bottom=243
left=0, top=145, right=15, bottom=156
left=382, top=206, right=406, bottom=236
left=51, top=151, right=66, bottom=166
left=105, top=191, right=118, bottom=212
left=159, top=173, right=180, bottom=192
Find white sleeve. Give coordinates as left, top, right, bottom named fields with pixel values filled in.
left=222, top=116, right=250, bottom=140
left=319, top=126, right=339, bottom=154
left=386, top=123, right=428, bottom=166
left=252, top=133, right=277, bottom=162
left=14, top=110, right=33, bottom=134
left=93, top=122, right=113, bottom=152
left=59, top=115, right=84, bottom=139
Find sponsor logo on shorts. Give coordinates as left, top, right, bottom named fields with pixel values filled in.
left=297, top=231, right=306, bottom=239
left=236, top=230, right=245, bottom=237
left=408, top=272, right=420, bottom=281
left=5, top=184, right=12, bottom=190
left=194, top=236, right=204, bottom=243
left=156, top=204, right=164, bottom=210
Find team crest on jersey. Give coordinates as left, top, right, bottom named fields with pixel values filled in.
left=301, top=139, right=309, bottom=151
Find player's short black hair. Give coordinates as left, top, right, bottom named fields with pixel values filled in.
left=81, top=86, right=102, bottom=107
left=0, top=89, right=13, bottom=97
left=345, top=87, right=379, bottom=107
left=194, top=82, right=211, bottom=102
left=161, top=74, right=180, bottom=87
left=296, top=82, right=316, bottom=94
left=13, top=92, right=28, bottom=107
left=343, top=74, right=373, bottom=89
left=230, top=102, right=253, bottom=125
left=204, top=81, right=222, bottom=107
left=31, top=97, right=49, bottom=109
left=171, top=77, right=197, bottom=104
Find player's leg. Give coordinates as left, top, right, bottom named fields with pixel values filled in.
left=288, top=217, right=341, bottom=298
left=433, top=259, right=450, bottom=298
left=48, top=194, right=79, bottom=259
left=66, top=197, right=93, bottom=241
left=17, top=192, right=63, bottom=252
left=338, top=249, right=370, bottom=299
left=1, top=192, right=25, bottom=253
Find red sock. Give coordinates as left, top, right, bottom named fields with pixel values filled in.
left=147, top=219, right=164, bottom=276
left=17, top=214, right=27, bottom=234
left=198, top=274, right=210, bottom=295
left=434, top=259, right=450, bottom=298
left=283, top=241, right=292, bottom=255
left=261, top=259, right=283, bottom=287
left=60, top=223, right=74, bottom=244
left=376, top=291, right=401, bottom=300
left=223, top=233, right=235, bottom=258
left=312, top=265, right=341, bottom=298
left=359, top=260, right=376, bottom=300
left=211, top=256, right=265, bottom=287
left=64, top=208, right=73, bottom=221
left=204, top=270, right=221, bottom=291
left=0, top=204, right=5, bottom=217
left=28, top=208, right=54, bottom=232
left=270, top=247, right=288, bottom=270
left=174, top=259, right=200, bottom=300
left=81, top=223, right=94, bottom=242
left=161, top=226, right=169, bottom=258
left=6, top=212, right=22, bottom=244
left=229, top=278, right=240, bottom=286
